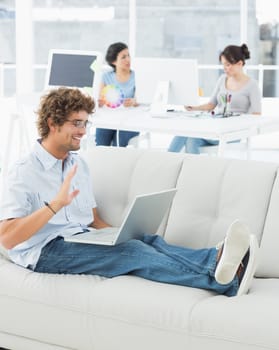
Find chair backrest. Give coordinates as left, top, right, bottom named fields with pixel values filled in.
left=199, top=141, right=248, bottom=156
left=1, top=93, right=40, bottom=179
left=127, top=132, right=151, bottom=148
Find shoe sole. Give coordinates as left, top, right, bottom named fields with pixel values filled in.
left=237, top=234, right=258, bottom=296
left=215, top=220, right=251, bottom=285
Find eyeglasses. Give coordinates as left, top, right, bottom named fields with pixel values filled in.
left=65, top=119, right=92, bottom=129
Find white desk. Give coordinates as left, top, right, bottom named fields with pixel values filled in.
left=92, top=106, right=279, bottom=157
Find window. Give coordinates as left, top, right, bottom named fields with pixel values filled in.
left=255, top=0, right=279, bottom=96
left=32, top=0, right=129, bottom=91
left=1, top=1, right=279, bottom=97
left=0, top=0, right=15, bottom=96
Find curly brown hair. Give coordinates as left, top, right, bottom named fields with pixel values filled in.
left=37, top=87, right=95, bottom=139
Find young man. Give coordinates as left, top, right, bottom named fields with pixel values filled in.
left=0, top=87, right=258, bottom=297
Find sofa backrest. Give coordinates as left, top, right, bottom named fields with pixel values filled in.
left=83, top=147, right=279, bottom=278
left=164, top=156, right=278, bottom=279
left=81, top=147, right=186, bottom=231
left=256, top=172, right=279, bottom=277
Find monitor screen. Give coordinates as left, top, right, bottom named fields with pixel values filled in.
left=133, top=57, right=199, bottom=106
left=45, top=49, right=103, bottom=101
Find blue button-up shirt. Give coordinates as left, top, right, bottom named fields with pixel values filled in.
left=0, top=140, right=96, bottom=269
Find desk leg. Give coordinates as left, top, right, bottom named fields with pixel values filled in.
left=116, top=130, right=120, bottom=147
left=146, top=132, right=151, bottom=148
left=217, top=139, right=225, bottom=157
left=246, top=137, right=251, bottom=160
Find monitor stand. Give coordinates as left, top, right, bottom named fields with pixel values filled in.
left=150, top=80, right=169, bottom=116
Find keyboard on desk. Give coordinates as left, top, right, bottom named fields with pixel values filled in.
left=150, top=110, right=183, bottom=118
left=151, top=110, right=201, bottom=118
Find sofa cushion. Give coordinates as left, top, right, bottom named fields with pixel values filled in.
left=190, top=278, right=279, bottom=349
left=82, top=147, right=186, bottom=232
left=0, top=256, right=215, bottom=350
left=164, top=156, right=278, bottom=266
left=89, top=275, right=213, bottom=330
left=0, top=257, right=106, bottom=349
left=79, top=275, right=216, bottom=350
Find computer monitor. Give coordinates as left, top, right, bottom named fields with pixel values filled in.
left=45, top=49, right=103, bottom=102
left=133, top=57, right=199, bottom=107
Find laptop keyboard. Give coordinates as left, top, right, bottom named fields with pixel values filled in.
left=87, top=226, right=119, bottom=239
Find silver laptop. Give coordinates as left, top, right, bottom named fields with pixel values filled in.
left=64, top=188, right=177, bottom=246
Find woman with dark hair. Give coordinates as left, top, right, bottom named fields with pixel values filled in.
left=168, top=44, right=262, bottom=154
left=96, top=42, right=139, bottom=147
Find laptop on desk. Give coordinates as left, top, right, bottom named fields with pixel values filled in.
left=64, top=188, right=177, bottom=246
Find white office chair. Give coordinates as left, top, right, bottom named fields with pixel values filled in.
left=127, top=132, right=151, bottom=148
left=81, top=130, right=151, bottom=150
left=1, top=93, right=40, bottom=179
left=199, top=140, right=250, bottom=158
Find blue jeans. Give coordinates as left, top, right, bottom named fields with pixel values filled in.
left=95, top=128, right=139, bottom=147
left=168, top=136, right=219, bottom=154
left=33, top=234, right=238, bottom=296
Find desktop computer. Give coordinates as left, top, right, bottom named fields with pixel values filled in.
left=133, top=57, right=199, bottom=116
left=45, top=49, right=103, bottom=103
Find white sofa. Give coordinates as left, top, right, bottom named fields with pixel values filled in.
left=1, top=146, right=279, bottom=350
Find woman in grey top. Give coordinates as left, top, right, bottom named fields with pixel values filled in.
left=168, top=44, right=262, bottom=154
